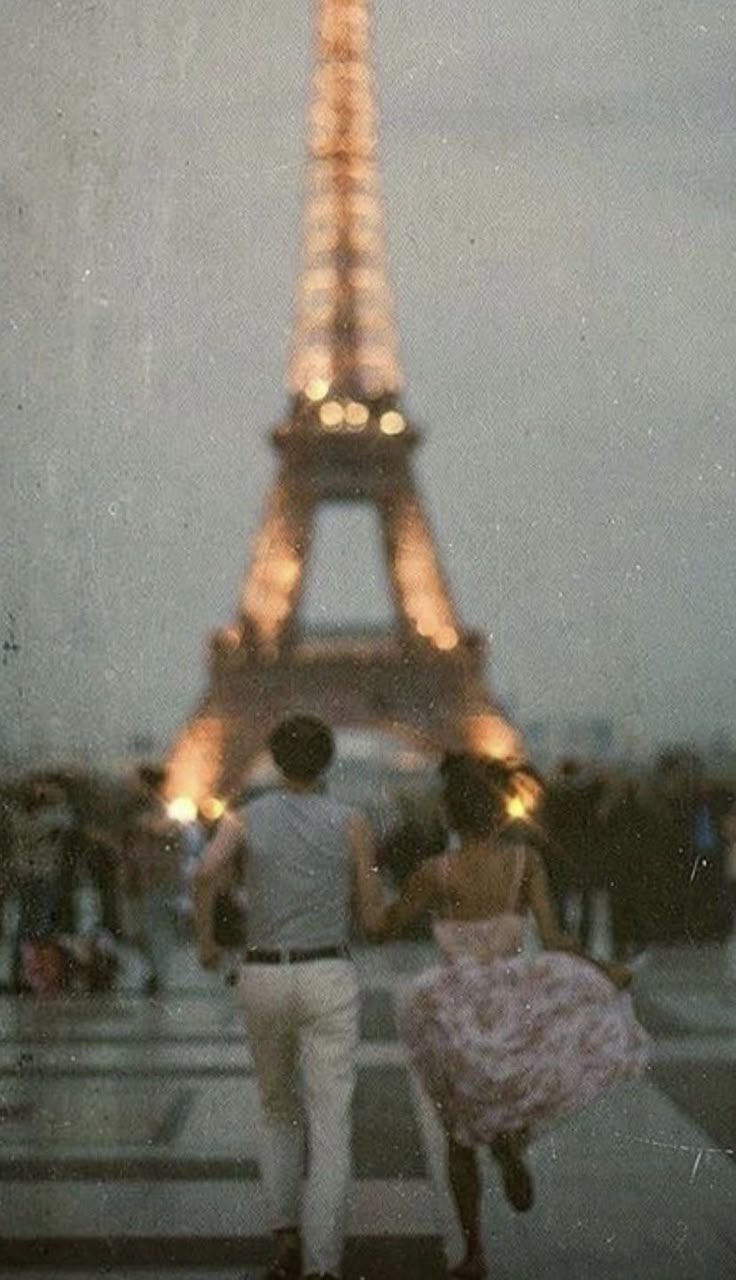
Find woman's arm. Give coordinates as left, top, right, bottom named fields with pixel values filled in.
left=527, top=848, right=631, bottom=988
left=369, top=859, right=438, bottom=941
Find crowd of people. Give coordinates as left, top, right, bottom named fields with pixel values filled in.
left=1, top=744, right=734, bottom=998
left=0, top=763, right=192, bottom=996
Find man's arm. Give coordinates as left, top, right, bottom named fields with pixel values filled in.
left=193, top=811, right=246, bottom=968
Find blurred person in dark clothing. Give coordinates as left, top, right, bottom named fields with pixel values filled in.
left=543, top=759, right=604, bottom=949
left=9, top=778, right=74, bottom=995
left=724, top=804, right=736, bottom=928
left=650, top=751, right=733, bottom=944
left=599, top=772, right=658, bottom=960
left=0, top=784, right=16, bottom=946
left=121, top=765, right=182, bottom=996
left=376, top=794, right=446, bottom=939
left=82, top=822, right=123, bottom=939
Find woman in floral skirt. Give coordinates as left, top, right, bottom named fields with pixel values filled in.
left=373, top=755, right=650, bottom=1280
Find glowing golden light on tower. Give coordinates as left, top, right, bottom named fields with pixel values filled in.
left=390, top=498, right=462, bottom=648
left=319, top=399, right=345, bottom=428
left=289, top=0, right=404, bottom=403
left=345, top=400, right=370, bottom=427
left=240, top=490, right=307, bottom=646
left=379, top=410, right=405, bottom=435
left=220, top=626, right=241, bottom=650
left=167, top=796, right=198, bottom=824
left=166, top=716, right=226, bottom=811
left=466, top=714, right=523, bottom=762
left=305, top=376, right=330, bottom=401
left=434, top=626, right=459, bottom=651
left=199, top=796, right=226, bottom=822
left=416, top=614, right=439, bottom=638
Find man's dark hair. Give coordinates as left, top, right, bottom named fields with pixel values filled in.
left=268, top=715, right=335, bottom=783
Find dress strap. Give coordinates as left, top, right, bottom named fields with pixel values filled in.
left=438, top=852, right=453, bottom=918
left=506, top=847, right=526, bottom=913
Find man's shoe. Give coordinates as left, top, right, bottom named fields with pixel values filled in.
left=262, top=1234, right=302, bottom=1280
left=263, top=1263, right=301, bottom=1280
left=263, top=1256, right=301, bottom=1280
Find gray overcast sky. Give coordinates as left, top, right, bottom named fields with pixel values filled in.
left=2, top=0, right=735, bottom=765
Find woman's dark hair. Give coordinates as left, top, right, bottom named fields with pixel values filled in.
left=440, top=753, right=509, bottom=838
left=268, top=715, right=335, bottom=783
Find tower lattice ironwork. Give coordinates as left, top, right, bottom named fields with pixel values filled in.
left=167, top=0, right=523, bottom=806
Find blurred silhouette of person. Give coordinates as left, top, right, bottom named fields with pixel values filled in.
left=650, top=750, right=732, bottom=944
left=193, top=715, right=384, bottom=1280
left=377, top=792, right=447, bottom=938
left=599, top=771, right=657, bottom=959
left=372, top=754, right=648, bottom=1280
left=122, top=764, right=182, bottom=996
left=543, top=758, right=603, bottom=948
left=9, top=778, right=74, bottom=995
left=0, top=782, right=17, bottom=954
left=724, top=804, right=736, bottom=929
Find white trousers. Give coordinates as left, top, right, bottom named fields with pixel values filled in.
left=237, top=958, right=359, bottom=1277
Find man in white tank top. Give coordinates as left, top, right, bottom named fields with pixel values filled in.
left=194, top=716, right=384, bottom=1280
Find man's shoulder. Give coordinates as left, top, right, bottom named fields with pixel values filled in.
left=236, top=787, right=281, bottom=817
left=239, top=788, right=361, bottom=824
left=306, top=793, right=361, bottom=828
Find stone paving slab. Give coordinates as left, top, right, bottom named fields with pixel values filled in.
left=418, top=1080, right=736, bottom=1280
left=0, top=1274, right=251, bottom=1279
left=0, top=1237, right=447, bottom=1278
left=0, top=1067, right=426, bottom=1181
left=0, top=990, right=397, bottom=1045
left=0, top=1178, right=435, bottom=1241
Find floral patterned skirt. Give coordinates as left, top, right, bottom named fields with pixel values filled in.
left=400, top=951, right=650, bottom=1148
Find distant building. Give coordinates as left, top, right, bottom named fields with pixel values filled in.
left=521, top=716, right=619, bottom=768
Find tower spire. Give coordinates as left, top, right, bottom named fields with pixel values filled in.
left=288, top=0, right=403, bottom=406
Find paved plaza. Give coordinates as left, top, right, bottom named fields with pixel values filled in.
left=1, top=933, right=736, bottom=1279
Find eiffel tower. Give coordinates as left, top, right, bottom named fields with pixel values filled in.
left=167, top=0, right=523, bottom=808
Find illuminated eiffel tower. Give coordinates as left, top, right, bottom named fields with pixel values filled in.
left=167, top=0, right=522, bottom=808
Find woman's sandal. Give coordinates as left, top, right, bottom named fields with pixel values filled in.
left=490, top=1132, right=534, bottom=1213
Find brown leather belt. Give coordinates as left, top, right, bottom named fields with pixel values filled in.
left=243, top=944, right=350, bottom=965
